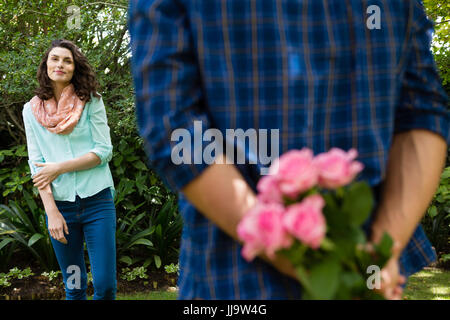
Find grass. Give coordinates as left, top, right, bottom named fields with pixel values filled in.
left=116, top=290, right=178, bottom=300
left=83, top=267, right=450, bottom=300
left=85, top=289, right=178, bottom=300
left=403, top=267, right=450, bottom=300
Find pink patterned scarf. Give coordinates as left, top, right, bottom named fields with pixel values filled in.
left=30, top=84, right=86, bottom=135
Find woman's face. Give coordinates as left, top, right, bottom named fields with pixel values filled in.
left=46, top=47, right=75, bottom=86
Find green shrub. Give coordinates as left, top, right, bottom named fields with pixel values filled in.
left=0, top=267, right=34, bottom=288
left=422, top=166, right=450, bottom=264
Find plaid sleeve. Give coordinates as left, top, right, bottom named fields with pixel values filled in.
left=128, top=0, right=213, bottom=192
left=395, top=1, right=449, bottom=145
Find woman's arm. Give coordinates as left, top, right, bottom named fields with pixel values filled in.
left=32, top=152, right=101, bottom=189
left=38, top=184, right=69, bottom=244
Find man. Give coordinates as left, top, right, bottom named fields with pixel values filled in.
left=128, top=0, right=448, bottom=299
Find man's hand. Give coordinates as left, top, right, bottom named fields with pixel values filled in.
left=366, top=241, right=406, bottom=300
left=33, top=162, right=62, bottom=189
left=370, top=129, right=447, bottom=299
left=378, top=254, right=406, bottom=300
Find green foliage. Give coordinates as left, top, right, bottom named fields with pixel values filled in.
left=0, top=1, right=181, bottom=273
left=164, top=263, right=180, bottom=276
left=41, top=270, right=62, bottom=283
left=0, top=145, right=32, bottom=199
left=282, top=182, right=390, bottom=300
left=0, top=190, right=58, bottom=271
left=423, top=0, right=450, bottom=89
left=422, top=166, right=450, bottom=261
left=0, top=267, right=34, bottom=288
left=120, top=266, right=149, bottom=281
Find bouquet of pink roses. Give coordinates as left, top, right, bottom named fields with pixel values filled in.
left=237, top=148, right=394, bottom=300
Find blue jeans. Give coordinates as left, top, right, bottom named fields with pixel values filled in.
left=46, top=188, right=117, bottom=300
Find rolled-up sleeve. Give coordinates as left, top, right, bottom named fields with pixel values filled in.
left=128, top=0, right=212, bottom=192
left=88, top=96, right=113, bottom=165
left=22, top=106, right=45, bottom=177
left=395, top=1, right=449, bottom=145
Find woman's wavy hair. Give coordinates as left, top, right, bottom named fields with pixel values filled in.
left=35, top=39, right=101, bottom=102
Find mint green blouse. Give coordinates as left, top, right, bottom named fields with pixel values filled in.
left=22, top=94, right=115, bottom=202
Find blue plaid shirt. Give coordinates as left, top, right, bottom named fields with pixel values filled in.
left=129, top=0, right=449, bottom=299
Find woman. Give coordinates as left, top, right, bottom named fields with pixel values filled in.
left=22, top=39, right=116, bottom=300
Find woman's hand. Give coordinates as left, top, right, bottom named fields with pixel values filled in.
left=32, top=162, right=63, bottom=189
left=47, top=210, right=69, bottom=245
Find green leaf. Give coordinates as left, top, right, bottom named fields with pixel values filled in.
left=0, top=238, right=15, bottom=251
left=119, top=256, right=132, bottom=266
left=154, top=255, right=161, bottom=269
left=441, top=168, right=450, bottom=180
left=126, top=155, right=139, bottom=162
left=373, top=232, right=393, bottom=267
left=133, top=160, right=148, bottom=171
left=156, top=224, right=162, bottom=237
left=341, top=182, right=374, bottom=226
left=428, top=205, right=438, bottom=218
left=28, top=233, right=44, bottom=247
left=441, top=254, right=450, bottom=262
left=132, top=238, right=153, bottom=247
left=295, top=266, right=313, bottom=295
left=308, top=258, right=341, bottom=299
left=113, top=155, right=123, bottom=167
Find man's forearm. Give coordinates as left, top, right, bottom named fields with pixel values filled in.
left=371, top=129, right=447, bottom=254
left=181, top=154, right=297, bottom=278
left=58, top=152, right=101, bottom=174
left=182, top=154, right=257, bottom=241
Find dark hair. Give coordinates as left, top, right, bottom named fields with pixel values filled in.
left=35, top=39, right=101, bottom=102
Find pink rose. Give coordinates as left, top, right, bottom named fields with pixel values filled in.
left=256, top=175, right=283, bottom=204
left=237, top=203, right=292, bottom=261
left=283, top=194, right=326, bottom=249
left=269, top=148, right=318, bottom=199
left=314, top=148, right=364, bottom=189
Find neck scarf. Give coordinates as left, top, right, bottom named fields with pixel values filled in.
left=30, top=84, right=86, bottom=135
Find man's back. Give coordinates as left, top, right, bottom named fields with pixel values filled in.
left=129, top=0, right=448, bottom=299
